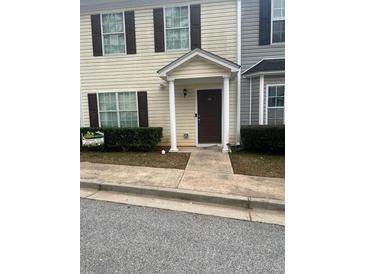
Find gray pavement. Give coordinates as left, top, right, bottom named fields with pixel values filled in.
left=81, top=198, right=285, bottom=274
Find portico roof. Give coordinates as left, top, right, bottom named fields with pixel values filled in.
left=157, top=48, right=240, bottom=78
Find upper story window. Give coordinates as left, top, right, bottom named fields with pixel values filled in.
left=164, top=6, right=190, bottom=50
left=267, top=85, right=285, bottom=125
left=101, top=13, right=126, bottom=54
left=271, top=0, right=285, bottom=43
left=98, top=92, right=138, bottom=127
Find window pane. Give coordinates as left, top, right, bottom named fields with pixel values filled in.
left=102, top=13, right=123, bottom=33
left=276, top=96, right=284, bottom=107
left=273, top=8, right=282, bottom=18
left=165, top=6, right=190, bottom=50
left=166, top=7, right=185, bottom=28
left=118, top=92, right=137, bottom=111
left=275, top=108, right=284, bottom=119
left=268, top=109, right=284, bottom=125
left=268, top=86, right=276, bottom=97
left=180, top=7, right=189, bottom=27
left=120, top=111, right=138, bottom=127
left=273, top=0, right=282, bottom=9
left=99, top=93, right=117, bottom=111
left=272, top=20, right=285, bottom=43
left=268, top=97, right=276, bottom=107
left=100, top=112, right=118, bottom=127
left=166, top=28, right=189, bottom=49
left=181, top=28, right=189, bottom=48
left=165, top=8, right=173, bottom=28
left=103, top=34, right=125, bottom=54
left=172, top=7, right=180, bottom=27
left=277, top=86, right=284, bottom=96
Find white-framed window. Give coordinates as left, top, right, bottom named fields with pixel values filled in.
left=266, top=85, right=285, bottom=125
left=164, top=6, right=190, bottom=50
left=101, top=13, right=126, bottom=55
left=97, top=92, right=139, bottom=127
left=271, top=0, right=285, bottom=43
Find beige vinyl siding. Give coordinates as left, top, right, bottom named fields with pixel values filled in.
left=81, top=0, right=237, bottom=146
left=169, top=57, right=230, bottom=79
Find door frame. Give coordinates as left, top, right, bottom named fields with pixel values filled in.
left=195, top=87, right=223, bottom=147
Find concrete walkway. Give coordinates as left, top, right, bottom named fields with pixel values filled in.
left=80, top=147, right=284, bottom=201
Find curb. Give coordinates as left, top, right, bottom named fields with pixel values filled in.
left=80, top=180, right=285, bottom=211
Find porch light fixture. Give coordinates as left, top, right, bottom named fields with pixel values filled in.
left=182, top=88, right=188, bottom=97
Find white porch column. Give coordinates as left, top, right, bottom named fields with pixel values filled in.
left=222, top=76, right=230, bottom=153
left=259, top=75, right=265, bottom=125
left=168, top=79, right=178, bottom=152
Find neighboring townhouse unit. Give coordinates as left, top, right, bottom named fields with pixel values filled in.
left=80, top=0, right=242, bottom=152
left=240, top=0, right=285, bottom=126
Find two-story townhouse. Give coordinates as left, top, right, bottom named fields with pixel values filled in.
left=240, top=0, right=285, bottom=126
left=80, top=0, right=242, bottom=152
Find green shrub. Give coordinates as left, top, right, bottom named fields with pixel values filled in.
left=80, top=127, right=163, bottom=152
left=240, top=125, right=285, bottom=154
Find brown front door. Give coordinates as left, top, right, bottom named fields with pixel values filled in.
left=197, top=89, right=222, bottom=144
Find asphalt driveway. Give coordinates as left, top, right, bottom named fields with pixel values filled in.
left=81, top=199, right=285, bottom=274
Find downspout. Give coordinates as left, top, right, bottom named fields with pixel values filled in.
left=236, top=0, right=242, bottom=145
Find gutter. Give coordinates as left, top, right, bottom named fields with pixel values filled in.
left=236, top=0, right=242, bottom=145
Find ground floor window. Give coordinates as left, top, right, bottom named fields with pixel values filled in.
left=266, top=85, right=285, bottom=125
left=97, top=92, right=138, bottom=127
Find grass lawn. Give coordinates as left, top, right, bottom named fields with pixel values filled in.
left=80, top=151, right=190, bottom=169
left=229, top=151, right=285, bottom=178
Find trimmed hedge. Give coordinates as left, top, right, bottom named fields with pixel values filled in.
left=240, top=125, right=285, bottom=154
left=80, top=127, right=163, bottom=152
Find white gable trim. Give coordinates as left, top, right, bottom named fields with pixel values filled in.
left=158, top=48, right=240, bottom=77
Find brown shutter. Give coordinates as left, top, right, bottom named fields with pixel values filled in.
left=125, top=11, right=136, bottom=54
left=91, top=14, right=103, bottom=56
left=88, top=94, right=99, bottom=127
left=190, top=4, right=201, bottom=49
left=137, top=91, right=148, bottom=127
left=153, top=8, right=165, bottom=52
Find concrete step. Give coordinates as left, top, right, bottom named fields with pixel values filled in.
left=80, top=180, right=285, bottom=212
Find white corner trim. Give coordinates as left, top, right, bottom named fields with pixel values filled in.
left=259, top=75, right=264, bottom=125
left=249, top=77, right=252, bottom=125
left=235, top=0, right=242, bottom=145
